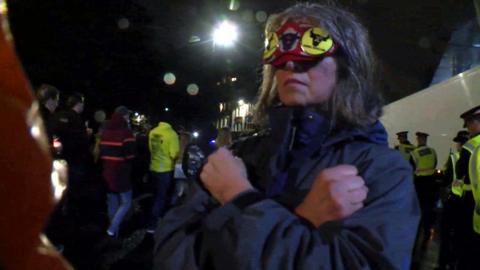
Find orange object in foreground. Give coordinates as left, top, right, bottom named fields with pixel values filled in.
left=0, top=6, right=71, bottom=270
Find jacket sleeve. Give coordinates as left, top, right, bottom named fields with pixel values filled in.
left=169, top=132, right=180, bottom=161
left=153, top=182, right=217, bottom=269
left=154, top=150, right=420, bottom=270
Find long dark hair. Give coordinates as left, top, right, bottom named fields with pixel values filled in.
left=255, top=3, right=383, bottom=129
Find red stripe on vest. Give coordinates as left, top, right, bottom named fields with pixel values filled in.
left=100, top=141, right=122, bottom=146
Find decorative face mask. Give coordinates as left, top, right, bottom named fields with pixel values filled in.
left=263, top=20, right=338, bottom=67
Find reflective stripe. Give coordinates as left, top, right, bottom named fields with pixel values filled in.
left=101, top=155, right=135, bottom=161
left=100, top=141, right=122, bottom=146
left=464, top=184, right=473, bottom=191
left=124, top=138, right=135, bottom=143
left=470, top=146, right=480, bottom=201
left=464, top=142, right=476, bottom=153
left=451, top=152, right=460, bottom=181
left=101, top=156, right=127, bottom=161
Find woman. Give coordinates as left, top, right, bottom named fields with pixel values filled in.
left=154, top=3, right=420, bottom=269
left=99, top=112, right=136, bottom=237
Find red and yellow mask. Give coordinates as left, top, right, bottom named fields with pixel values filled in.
left=263, top=20, right=338, bottom=67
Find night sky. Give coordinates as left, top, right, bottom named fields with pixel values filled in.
left=5, top=0, right=476, bottom=130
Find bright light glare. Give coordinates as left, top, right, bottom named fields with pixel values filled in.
left=238, top=99, right=244, bottom=106
left=213, top=21, right=238, bottom=47
left=164, top=72, right=176, bottom=85
left=30, top=125, right=41, bottom=138
left=187, top=83, right=199, bottom=95
left=193, top=131, right=199, bottom=138
left=0, top=1, right=8, bottom=15
left=229, top=0, right=240, bottom=11
left=165, top=107, right=169, bottom=112
left=51, top=160, right=68, bottom=201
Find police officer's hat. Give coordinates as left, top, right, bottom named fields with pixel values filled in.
left=453, top=130, right=469, bottom=143
left=415, top=132, right=429, bottom=137
left=460, top=105, right=480, bottom=127
left=396, top=131, right=408, bottom=137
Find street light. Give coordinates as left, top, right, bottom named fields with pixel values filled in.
left=212, top=20, right=238, bottom=47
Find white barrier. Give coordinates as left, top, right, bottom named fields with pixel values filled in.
left=381, top=66, right=480, bottom=166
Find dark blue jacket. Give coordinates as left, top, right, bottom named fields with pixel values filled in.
left=153, top=107, right=420, bottom=270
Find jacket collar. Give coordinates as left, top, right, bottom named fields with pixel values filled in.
left=267, top=106, right=388, bottom=148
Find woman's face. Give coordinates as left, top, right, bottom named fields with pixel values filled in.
left=275, top=57, right=337, bottom=106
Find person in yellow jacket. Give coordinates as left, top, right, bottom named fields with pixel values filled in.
left=410, top=131, right=438, bottom=247
left=148, top=120, right=179, bottom=233
left=454, top=105, right=480, bottom=270
left=394, top=131, right=415, bottom=161
left=438, top=130, right=469, bottom=269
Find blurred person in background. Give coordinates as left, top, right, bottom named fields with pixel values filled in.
left=437, top=130, right=469, bottom=270
left=410, top=131, right=438, bottom=249
left=171, top=130, right=191, bottom=206
left=52, top=92, right=92, bottom=216
left=394, top=131, right=415, bottom=161
left=147, top=114, right=179, bottom=232
left=99, top=111, right=136, bottom=237
left=36, top=83, right=60, bottom=144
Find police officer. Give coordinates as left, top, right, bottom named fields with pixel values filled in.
left=410, top=131, right=438, bottom=246
left=455, top=105, right=480, bottom=270
left=438, top=130, right=469, bottom=269
left=395, top=131, right=415, bottom=160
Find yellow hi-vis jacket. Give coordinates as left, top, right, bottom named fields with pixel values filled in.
left=444, top=151, right=464, bottom=197
left=396, top=143, right=416, bottom=161
left=411, top=146, right=437, bottom=176
left=463, top=135, right=480, bottom=233
left=149, top=122, right=180, bottom=173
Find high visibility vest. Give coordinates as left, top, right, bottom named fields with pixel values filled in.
left=446, top=151, right=464, bottom=197
left=397, top=143, right=415, bottom=161
left=411, top=146, right=437, bottom=176
left=463, top=135, right=480, bottom=233
left=149, top=122, right=180, bottom=173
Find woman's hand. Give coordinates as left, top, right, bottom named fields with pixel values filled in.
left=295, top=165, right=368, bottom=228
left=200, top=147, right=254, bottom=205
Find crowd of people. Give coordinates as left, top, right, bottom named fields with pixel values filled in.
left=37, top=85, right=228, bottom=228
left=3, top=2, right=480, bottom=270
left=393, top=106, right=480, bottom=270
